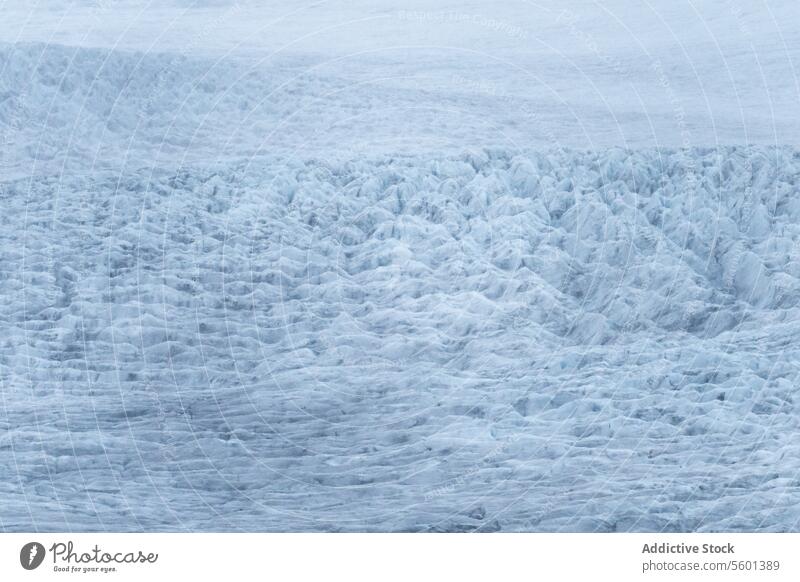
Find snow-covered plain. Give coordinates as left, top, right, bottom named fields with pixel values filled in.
left=1, top=1, right=800, bottom=531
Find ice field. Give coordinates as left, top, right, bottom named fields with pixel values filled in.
left=1, top=1, right=800, bottom=531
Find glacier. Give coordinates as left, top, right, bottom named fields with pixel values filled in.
left=1, top=2, right=800, bottom=532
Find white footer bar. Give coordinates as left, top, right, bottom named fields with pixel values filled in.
left=2, top=533, right=796, bottom=581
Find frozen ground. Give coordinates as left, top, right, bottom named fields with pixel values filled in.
left=1, top=2, right=800, bottom=531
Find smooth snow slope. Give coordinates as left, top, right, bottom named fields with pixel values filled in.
left=1, top=0, right=799, bottom=150
left=1, top=2, right=800, bottom=531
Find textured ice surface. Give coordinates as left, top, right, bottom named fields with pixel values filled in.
left=1, top=4, right=800, bottom=531
left=4, top=139, right=800, bottom=531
